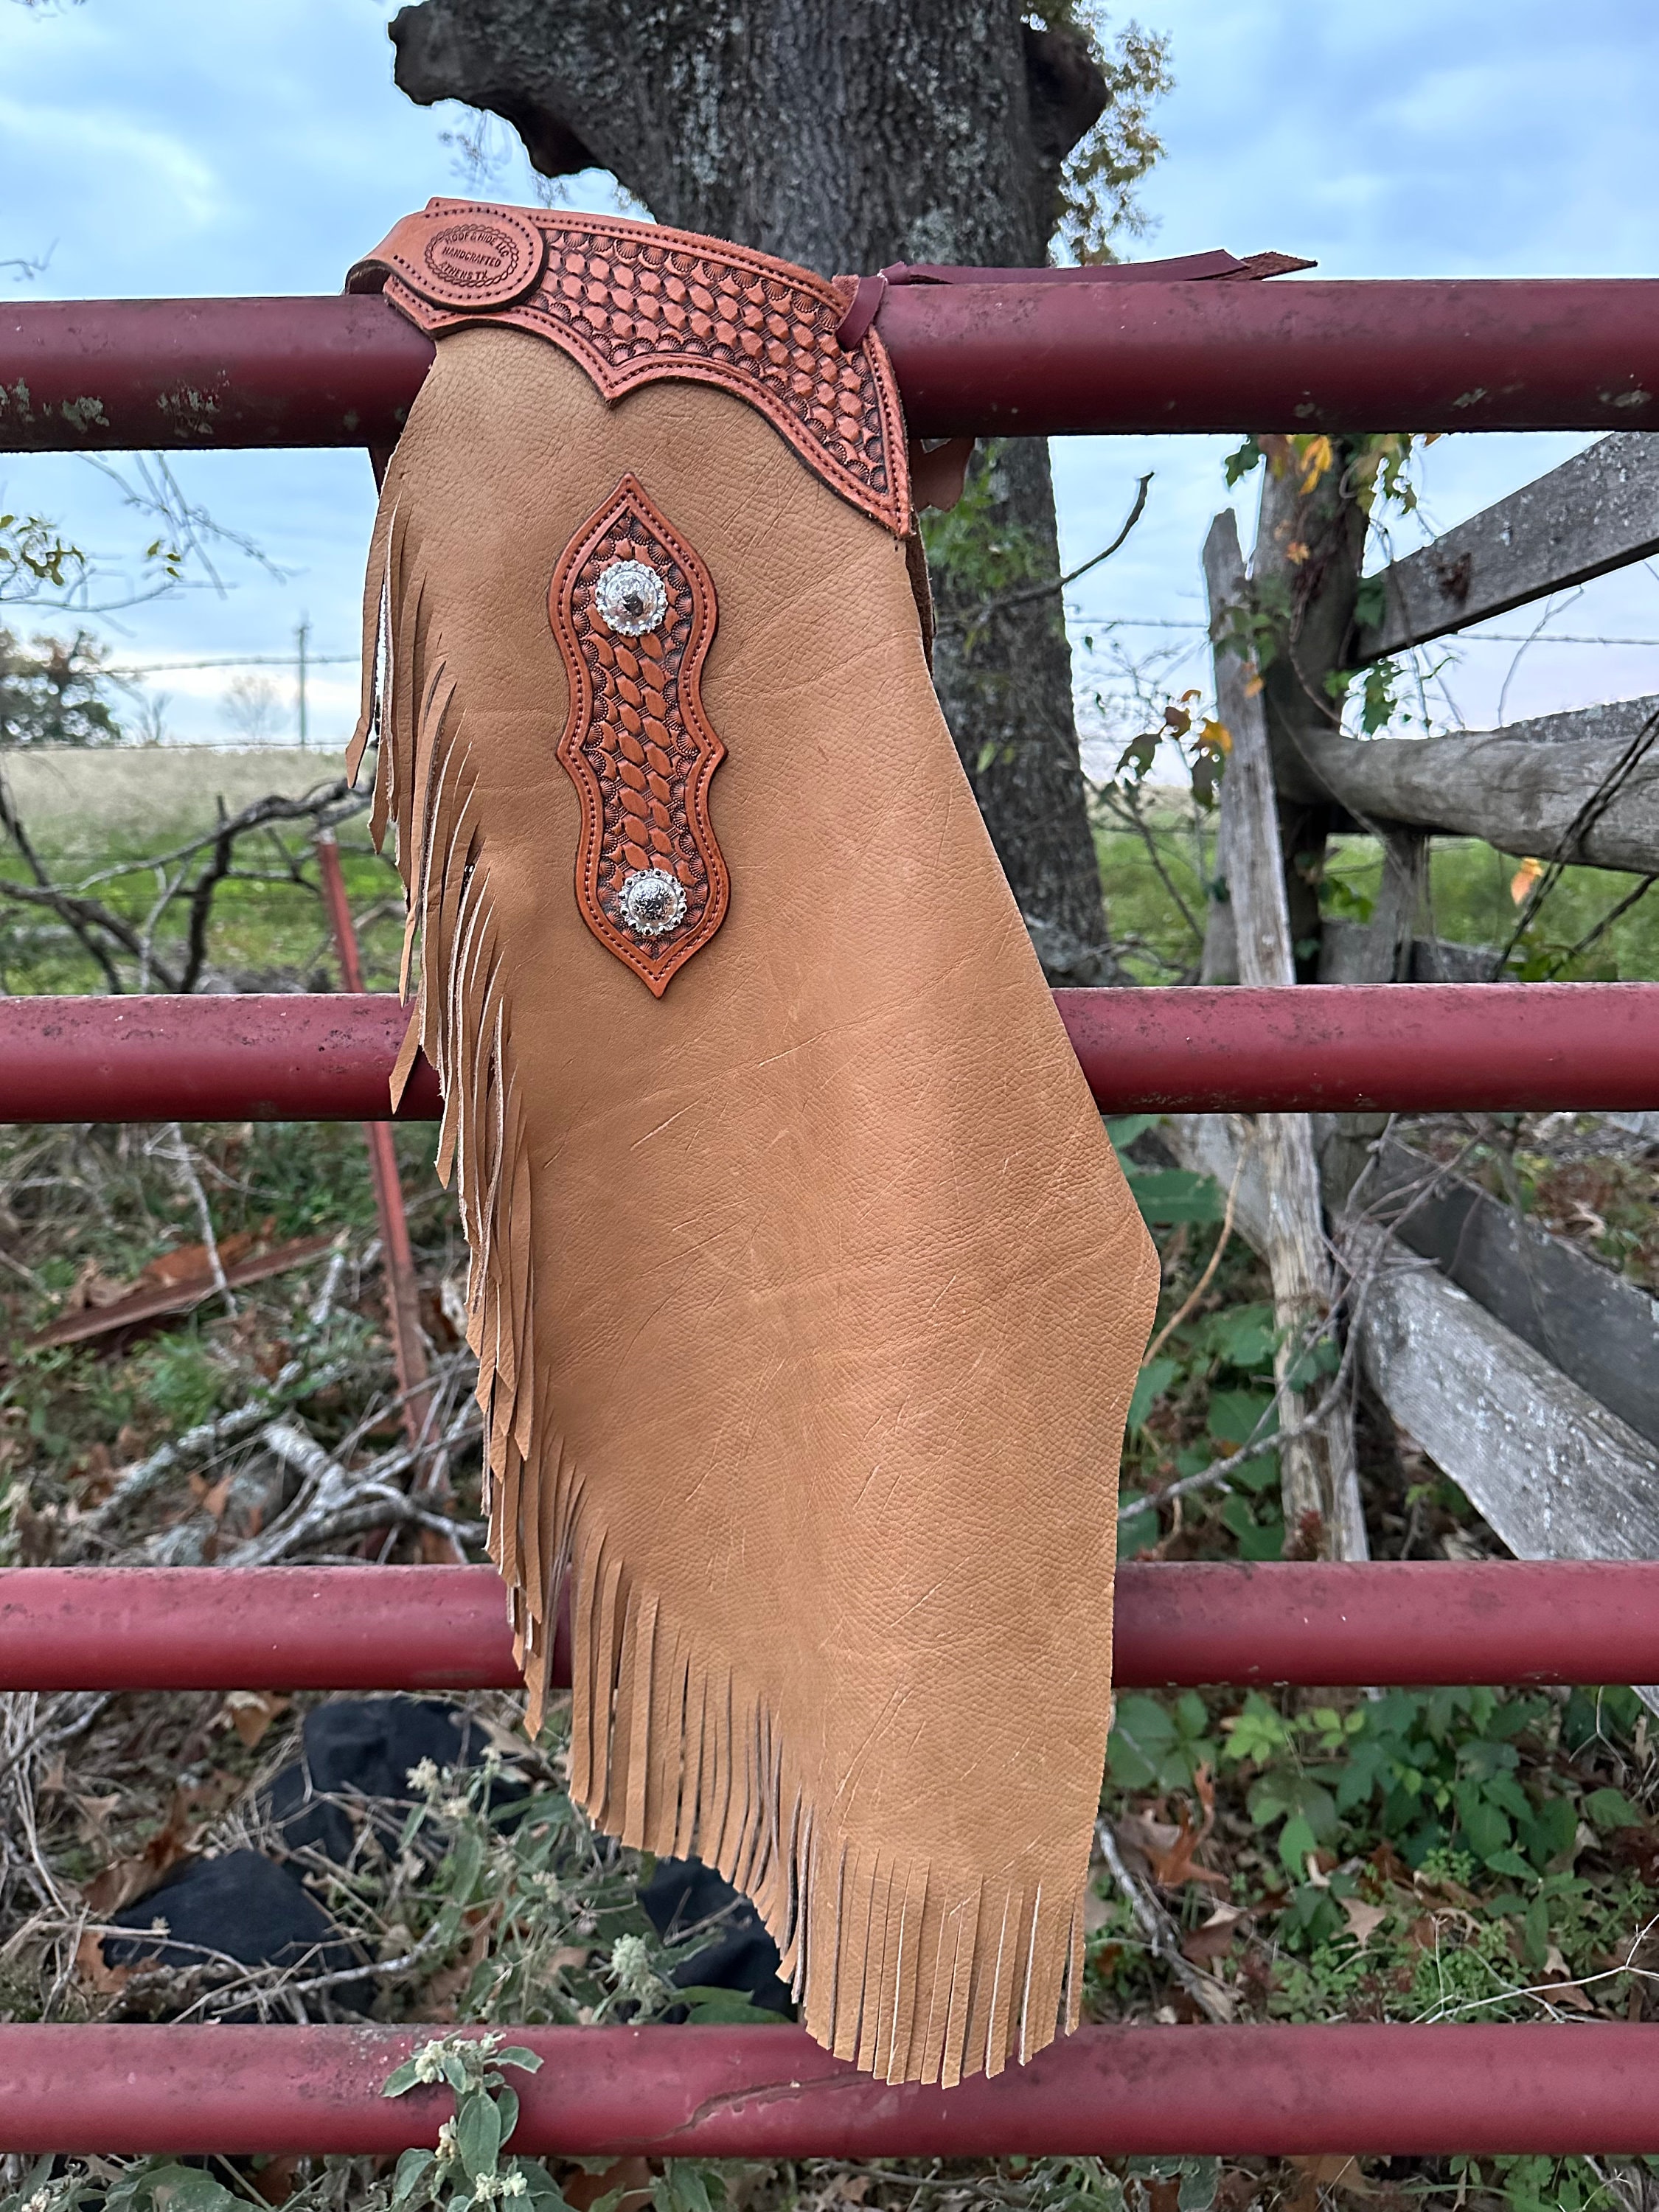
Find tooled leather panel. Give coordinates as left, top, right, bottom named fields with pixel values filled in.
left=355, top=200, right=911, bottom=538
left=549, top=475, right=729, bottom=998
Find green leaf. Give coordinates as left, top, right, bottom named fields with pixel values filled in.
left=1178, top=2157, right=1220, bottom=2211
left=383, top=2058, right=426, bottom=2098
left=1116, top=1489, right=1159, bottom=1559
left=392, top=2150, right=437, bottom=2208
left=490, top=2047, right=546, bottom=2075
left=675, top=1986, right=790, bottom=2024
left=146, top=2170, right=239, bottom=2212
left=1124, top=1166, right=1225, bottom=1226
left=1583, top=1787, right=1644, bottom=1832
left=456, top=2088, right=503, bottom=2181
left=1127, top=1358, right=1178, bottom=1433
left=494, top=2087, right=521, bottom=2149
left=1458, top=1792, right=1509, bottom=1862
left=1109, top=1695, right=1175, bottom=1790
left=1277, top=1814, right=1318, bottom=1876
left=1484, top=1850, right=1534, bottom=1880
left=1106, top=1115, right=1158, bottom=1150
left=1206, top=1388, right=1276, bottom=1450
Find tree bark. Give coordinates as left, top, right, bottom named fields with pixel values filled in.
left=389, top=0, right=1115, bottom=963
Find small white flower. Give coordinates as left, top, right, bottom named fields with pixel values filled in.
left=608, top=1932, right=661, bottom=2002
left=501, top=2171, right=528, bottom=2197
left=436, top=2119, right=459, bottom=2163
left=414, top=2044, right=447, bottom=2085
left=481, top=1745, right=504, bottom=1775
left=407, top=1758, right=442, bottom=1794
left=441, top=1796, right=472, bottom=1821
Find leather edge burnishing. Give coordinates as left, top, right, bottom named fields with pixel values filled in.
left=549, top=475, right=729, bottom=995
left=350, top=198, right=912, bottom=539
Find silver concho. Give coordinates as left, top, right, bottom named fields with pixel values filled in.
left=594, top=559, right=667, bottom=636
left=618, top=867, right=686, bottom=937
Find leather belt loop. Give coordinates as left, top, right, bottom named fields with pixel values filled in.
left=835, top=271, right=887, bottom=350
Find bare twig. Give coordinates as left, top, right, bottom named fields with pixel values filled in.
left=1144, top=1146, right=1245, bottom=1363
left=159, top=1123, right=234, bottom=1315
left=1095, top=1818, right=1234, bottom=2022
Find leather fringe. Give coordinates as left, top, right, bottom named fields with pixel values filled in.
left=348, top=485, right=1088, bottom=2089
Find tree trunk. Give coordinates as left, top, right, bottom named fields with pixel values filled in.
left=389, top=0, right=1114, bottom=962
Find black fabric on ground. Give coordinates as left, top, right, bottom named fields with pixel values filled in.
left=639, top=1854, right=793, bottom=2014
left=265, top=1695, right=517, bottom=1863
left=101, top=1848, right=370, bottom=2017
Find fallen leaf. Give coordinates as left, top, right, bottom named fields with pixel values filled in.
left=215, top=1689, right=290, bottom=1750
left=1340, top=1897, right=1389, bottom=1945
left=74, top=1925, right=145, bottom=1995
left=80, top=1770, right=240, bottom=1916
left=1288, top=2152, right=1372, bottom=2196
left=189, top=1472, right=234, bottom=1523
left=1542, top=1945, right=1596, bottom=2011
left=1082, top=1884, right=1114, bottom=1935
left=1181, top=1901, right=1246, bottom=1965
left=1147, top=1767, right=1228, bottom=1891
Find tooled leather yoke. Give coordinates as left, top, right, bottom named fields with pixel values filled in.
left=349, top=198, right=911, bottom=538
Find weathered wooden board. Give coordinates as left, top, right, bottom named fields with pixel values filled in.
left=1318, top=923, right=1498, bottom=983
left=1203, top=515, right=1367, bottom=1559
left=1364, top=1136, right=1659, bottom=1453
left=1166, top=1113, right=1659, bottom=1584
left=1299, top=695, right=1659, bottom=872
left=1354, top=434, right=1659, bottom=662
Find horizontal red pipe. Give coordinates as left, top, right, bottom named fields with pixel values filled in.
left=4, top=2021, right=1659, bottom=2157
left=7, top=280, right=1659, bottom=452
left=4, top=984, right=1658, bottom=1124
left=6, top=1562, right=1658, bottom=1691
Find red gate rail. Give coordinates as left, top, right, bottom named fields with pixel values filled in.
left=4, top=2021, right=1659, bottom=2158
left=8, top=279, right=1659, bottom=449
left=5, top=1562, right=1658, bottom=1692
left=6, top=983, right=1659, bottom=1123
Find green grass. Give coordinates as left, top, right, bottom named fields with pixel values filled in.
left=1096, top=799, right=1659, bottom=983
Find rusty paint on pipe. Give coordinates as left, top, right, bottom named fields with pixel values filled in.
left=4, top=1562, right=1659, bottom=1691
left=7, top=281, right=1659, bottom=453
left=3, top=985, right=1658, bottom=1124
left=5, top=2020, right=1659, bottom=2156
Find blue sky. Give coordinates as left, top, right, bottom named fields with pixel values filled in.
left=3, top=0, right=1658, bottom=759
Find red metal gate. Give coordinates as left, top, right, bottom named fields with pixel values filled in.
left=5, top=268, right=1659, bottom=2160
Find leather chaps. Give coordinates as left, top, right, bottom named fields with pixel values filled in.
left=347, top=199, right=1158, bottom=2087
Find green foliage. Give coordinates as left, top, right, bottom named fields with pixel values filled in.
left=0, top=627, right=124, bottom=745
left=1109, top=1690, right=1217, bottom=1792
left=0, top=515, right=82, bottom=601
left=1034, top=8, right=1176, bottom=263
left=381, top=2033, right=563, bottom=2212
left=919, top=441, right=1044, bottom=598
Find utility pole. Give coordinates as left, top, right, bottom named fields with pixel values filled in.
left=295, top=614, right=310, bottom=748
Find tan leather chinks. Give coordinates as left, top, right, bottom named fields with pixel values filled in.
left=347, top=201, right=1157, bottom=2087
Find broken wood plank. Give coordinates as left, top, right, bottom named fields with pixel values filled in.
left=1363, top=1136, right=1659, bottom=1454
left=1166, top=1113, right=1659, bottom=1582
left=1298, top=694, right=1659, bottom=873
left=1354, top=434, right=1659, bottom=662
left=1204, top=511, right=1366, bottom=1560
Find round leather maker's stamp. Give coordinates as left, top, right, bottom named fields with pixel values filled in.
left=405, top=209, right=546, bottom=310
left=424, top=221, right=524, bottom=291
